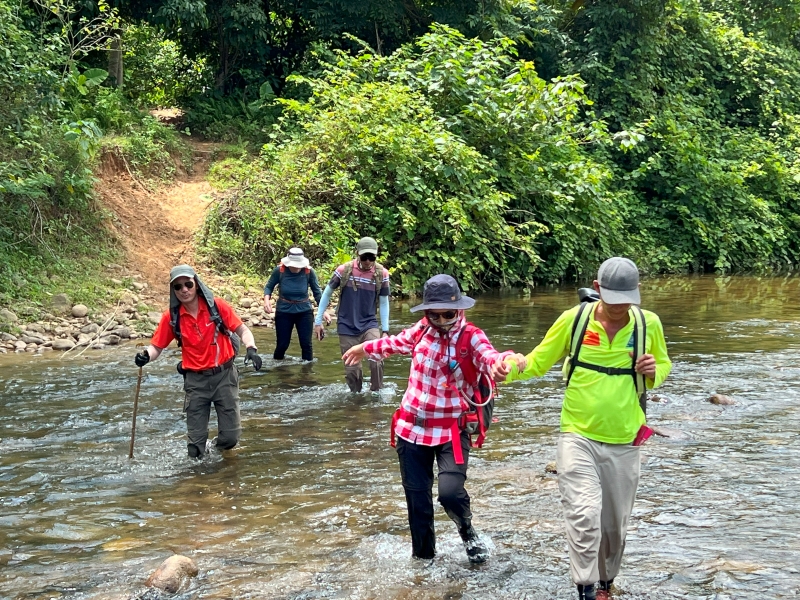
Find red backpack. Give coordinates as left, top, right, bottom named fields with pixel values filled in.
left=411, top=318, right=496, bottom=448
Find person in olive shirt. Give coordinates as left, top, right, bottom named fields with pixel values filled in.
left=263, top=247, right=328, bottom=362
left=497, top=257, right=671, bottom=600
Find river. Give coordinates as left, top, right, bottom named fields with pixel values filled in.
left=0, top=275, right=798, bottom=599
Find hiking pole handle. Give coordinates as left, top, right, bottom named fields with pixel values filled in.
left=129, top=366, right=142, bottom=459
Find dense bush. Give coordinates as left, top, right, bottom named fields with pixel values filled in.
left=199, top=27, right=628, bottom=290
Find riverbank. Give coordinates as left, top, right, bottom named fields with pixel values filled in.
left=0, top=134, right=276, bottom=354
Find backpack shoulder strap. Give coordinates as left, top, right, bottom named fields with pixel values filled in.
left=336, top=262, right=354, bottom=317
left=565, top=302, right=593, bottom=386
left=170, top=304, right=182, bottom=347
left=631, top=305, right=647, bottom=399
left=276, top=264, right=285, bottom=300
left=373, top=262, right=384, bottom=310
left=455, top=322, right=480, bottom=388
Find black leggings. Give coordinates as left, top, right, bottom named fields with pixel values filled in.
left=396, top=432, right=473, bottom=559
left=273, top=310, right=314, bottom=361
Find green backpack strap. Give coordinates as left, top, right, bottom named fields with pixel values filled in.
left=631, top=305, right=648, bottom=414
left=562, top=302, right=594, bottom=385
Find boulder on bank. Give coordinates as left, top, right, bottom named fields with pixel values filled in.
left=145, top=555, right=198, bottom=593
left=0, top=309, right=18, bottom=324
left=51, top=294, right=71, bottom=315
left=71, top=304, right=88, bottom=318
left=52, top=339, right=75, bottom=351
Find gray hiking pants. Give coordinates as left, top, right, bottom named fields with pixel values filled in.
left=183, top=364, right=241, bottom=457
left=338, top=328, right=383, bottom=392
left=556, top=433, right=640, bottom=586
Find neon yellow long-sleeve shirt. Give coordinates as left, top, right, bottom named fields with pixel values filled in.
left=506, top=304, right=672, bottom=444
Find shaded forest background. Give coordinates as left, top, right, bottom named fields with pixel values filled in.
left=2, top=0, right=800, bottom=297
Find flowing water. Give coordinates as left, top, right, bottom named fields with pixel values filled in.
left=1, top=275, right=799, bottom=600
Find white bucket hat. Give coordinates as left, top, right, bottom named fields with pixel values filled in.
left=281, top=247, right=310, bottom=269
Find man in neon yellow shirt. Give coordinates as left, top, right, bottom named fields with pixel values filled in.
left=498, top=257, right=671, bottom=600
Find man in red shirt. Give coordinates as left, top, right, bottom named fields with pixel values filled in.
left=134, top=265, right=262, bottom=458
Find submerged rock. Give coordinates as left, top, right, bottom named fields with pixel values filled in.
left=708, top=393, right=736, bottom=405
left=145, top=554, right=198, bottom=593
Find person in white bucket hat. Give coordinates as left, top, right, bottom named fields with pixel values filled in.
left=263, top=248, right=328, bottom=362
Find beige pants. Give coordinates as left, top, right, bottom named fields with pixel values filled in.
left=556, top=433, right=640, bottom=586
left=338, top=328, right=383, bottom=392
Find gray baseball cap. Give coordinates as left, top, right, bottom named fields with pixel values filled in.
left=169, top=264, right=197, bottom=283
left=356, top=236, right=379, bottom=256
left=597, top=257, right=641, bottom=305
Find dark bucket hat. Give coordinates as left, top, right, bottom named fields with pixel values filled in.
left=410, top=274, right=475, bottom=312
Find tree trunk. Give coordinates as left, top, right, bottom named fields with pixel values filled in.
left=108, top=37, right=123, bottom=90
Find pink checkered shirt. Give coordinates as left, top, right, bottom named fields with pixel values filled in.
left=363, top=316, right=510, bottom=446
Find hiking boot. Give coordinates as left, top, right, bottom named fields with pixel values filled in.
left=577, top=584, right=597, bottom=600
left=596, top=579, right=613, bottom=599
left=459, top=526, right=488, bottom=564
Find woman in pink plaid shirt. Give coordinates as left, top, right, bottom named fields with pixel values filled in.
left=343, top=274, right=512, bottom=564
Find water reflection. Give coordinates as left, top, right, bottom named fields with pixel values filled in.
left=0, top=275, right=798, bottom=598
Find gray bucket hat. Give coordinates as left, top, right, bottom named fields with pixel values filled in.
left=597, top=257, right=641, bottom=305
left=410, top=274, right=475, bottom=312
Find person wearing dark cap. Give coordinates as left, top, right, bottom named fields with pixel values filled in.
left=262, top=247, right=327, bottom=362
left=133, top=265, right=263, bottom=458
left=497, top=257, right=672, bottom=600
left=314, top=236, right=390, bottom=392
left=343, top=274, right=514, bottom=564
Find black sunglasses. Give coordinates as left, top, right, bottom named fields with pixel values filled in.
left=173, top=280, right=195, bottom=291
left=426, top=310, right=457, bottom=321
left=360, top=253, right=376, bottom=262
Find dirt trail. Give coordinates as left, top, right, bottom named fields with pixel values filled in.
left=95, top=139, right=220, bottom=304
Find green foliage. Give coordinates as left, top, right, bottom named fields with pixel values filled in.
left=200, top=27, right=629, bottom=289
left=122, top=23, right=211, bottom=107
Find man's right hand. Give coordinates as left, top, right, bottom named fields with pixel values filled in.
left=314, top=324, right=325, bottom=341
left=134, top=349, right=150, bottom=368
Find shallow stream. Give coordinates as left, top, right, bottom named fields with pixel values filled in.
left=1, top=275, right=799, bottom=599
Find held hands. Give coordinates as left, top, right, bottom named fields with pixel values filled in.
left=631, top=352, right=657, bottom=379
left=245, top=346, right=263, bottom=371
left=491, top=353, right=527, bottom=382
left=342, top=343, right=367, bottom=366
left=491, top=358, right=511, bottom=382
left=314, top=324, right=326, bottom=341
left=134, top=349, right=150, bottom=368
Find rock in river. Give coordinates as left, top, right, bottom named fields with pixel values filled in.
left=145, top=554, right=198, bottom=593
left=708, top=393, right=736, bottom=405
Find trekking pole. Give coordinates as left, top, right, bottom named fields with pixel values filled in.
left=129, top=366, right=142, bottom=459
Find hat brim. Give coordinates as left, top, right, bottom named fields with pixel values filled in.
left=410, top=296, right=475, bottom=312
left=357, top=248, right=378, bottom=256
left=599, top=286, right=640, bottom=305
left=281, top=256, right=310, bottom=269
left=169, top=269, right=196, bottom=283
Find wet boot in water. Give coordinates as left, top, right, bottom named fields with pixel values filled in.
left=459, top=526, right=488, bottom=564
left=577, top=583, right=597, bottom=600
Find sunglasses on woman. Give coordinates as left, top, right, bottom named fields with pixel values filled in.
left=425, top=310, right=457, bottom=321
left=173, top=281, right=195, bottom=291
